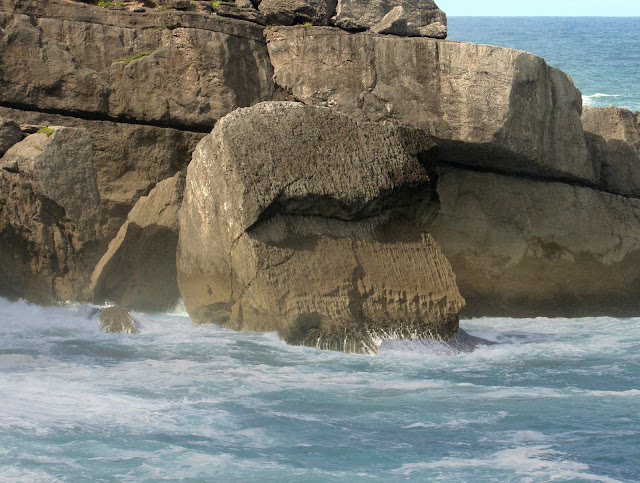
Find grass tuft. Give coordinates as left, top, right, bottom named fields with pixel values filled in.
left=37, top=127, right=55, bottom=137
left=117, top=52, right=152, bottom=63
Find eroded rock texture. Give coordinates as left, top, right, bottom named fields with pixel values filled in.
left=266, top=27, right=593, bottom=184
left=427, top=167, right=640, bottom=317
left=0, top=127, right=101, bottom=303
left=583, top=106, right=640, bottom=198
left=91, top=173, right=185, bottom=313
left=0, top=118, right=22, bottom=156
left=98, top=306, right=136, bottom=334
left=177, top=102, right=464, bottom=354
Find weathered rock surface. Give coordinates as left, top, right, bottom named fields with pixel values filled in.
left=0, top=118, right=22, bottom=156
left=427, top=167, right=640, bottom=317
left=0, top=127, right=101, bottom=303
left=370, top=6, right=408, bottom=36
left=583, top=106, right=640, bottom=198
left=177, top=102, right=464, bottom=354
left=0, top=106, right=203, bottom=241
left=258, top=0, right=337, bottom=25
left=98, top=306, right=136, bottom=334
left=0, top=0, right=280, bottom=130
left=333, top=0, right=446, bottom=38
left=91, top=173, right=185, bottom=312
left=266, top=27, right=594, bottom=184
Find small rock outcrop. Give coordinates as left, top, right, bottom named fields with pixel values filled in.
left=0, top=118, right=22, bottom=156
left=333, top=0, right=447, bottom=38
left=583, top=106, right=640, bottom=198
left=91, top=173, right=185, bottom=313
left=266, top=28, right=593, bottom=184
left=177, top=102, right=464, bottom=354
left=98, top=306, right=136, bottom=334
left=0, top=127, right=101, bottom=303
left=258, top=0, right=337, bottom=25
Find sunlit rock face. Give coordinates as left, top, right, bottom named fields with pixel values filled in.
left=177, top=102, right=465, bottom=354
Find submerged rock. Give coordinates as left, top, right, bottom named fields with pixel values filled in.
left=0, top=126, right=101, bottom=303
left=266, top=27, right=593, bottom=184
left=379, top=329, right=495, bottom=356
left=98, top=306, right=136, bottom=334
left=90, top=173, right=185, bottom=313
left=177, top=101, right=465, bottom=354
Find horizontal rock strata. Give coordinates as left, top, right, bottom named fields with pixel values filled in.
left=427, top=167, right=640, bottom=317
left=266, top=27, right=594, bottom=184
left=177, top=102, right=464, bottom=354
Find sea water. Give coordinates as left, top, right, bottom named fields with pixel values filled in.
left=2, top=16, right=640, bottom=482
left=1, top=298, right=639, bottom=481
left=448, top=17, right=640, bottom=112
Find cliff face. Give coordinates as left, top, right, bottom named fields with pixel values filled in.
left=1, top=0, right=640, bottom=333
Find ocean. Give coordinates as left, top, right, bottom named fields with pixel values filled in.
left=2, top=17, right=640, bottom=482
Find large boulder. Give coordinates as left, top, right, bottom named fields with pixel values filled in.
left=177, top=102, right=464, bottom=354
left=0, top=127, right=101, bottom=303
left=258, top=0, right=337, bottom=25
left=266, top=27, right=594, bottom=184
left=90, top=173, right=185, bottom=313
left=582, top=106, right=640, bottom=198
left=0, top=118, right=22, bottom=156
left=333, top=0, right=447, bottom=38
left=0, top=0, right=280, bottom=130
left=427, top=167, right=640, bottom=317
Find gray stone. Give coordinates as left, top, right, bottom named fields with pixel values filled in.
left=426, top=167, right=640, bottom=317
left=177, top=102, right=464, bottom=354
left=333, top=0, right=447, bottom=38
left=98, top=306, right=136, bottom=334
left=91, top=173, right=185, bottom=313
left=582, top=106, right=640, bottom=198
left=0, top=118, right=22, bottom=156
left=266, top=27, right=594, bottom=184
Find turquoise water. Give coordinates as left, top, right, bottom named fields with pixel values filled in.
left=1, top=299, right=639, bottom=481
left=448, top=17, right=640, bottom=112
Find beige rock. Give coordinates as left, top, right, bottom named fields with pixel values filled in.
left=427, top=167, right=640, bottom=317
left=582, top=106, right=640, bottom=198
left=91, top=173, right=185, bottom=312
left=177, top=102, right=464, bottom=354
left=266, top=27, right=594, bottom=184
left=370, top=6, right=407, bottom=36
left=98, top=306, right=136, bottom=334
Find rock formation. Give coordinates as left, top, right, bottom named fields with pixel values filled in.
left=0, top=118, right=22, bottom=156
left=0, top=127, right=101, bottom=303
left=91, top=173, right=185, bottom=313
left=98, top=306, right=136, bottom=334
left=266, top=27, right=593, bottom=184
left=583, top=106, right=640, bottom=198
left=427, top=166, right=640, bottom=317
left=177, top=102, right=465, bottom=354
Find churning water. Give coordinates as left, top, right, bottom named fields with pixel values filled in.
left=1, top=299, right=639, bottom=481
